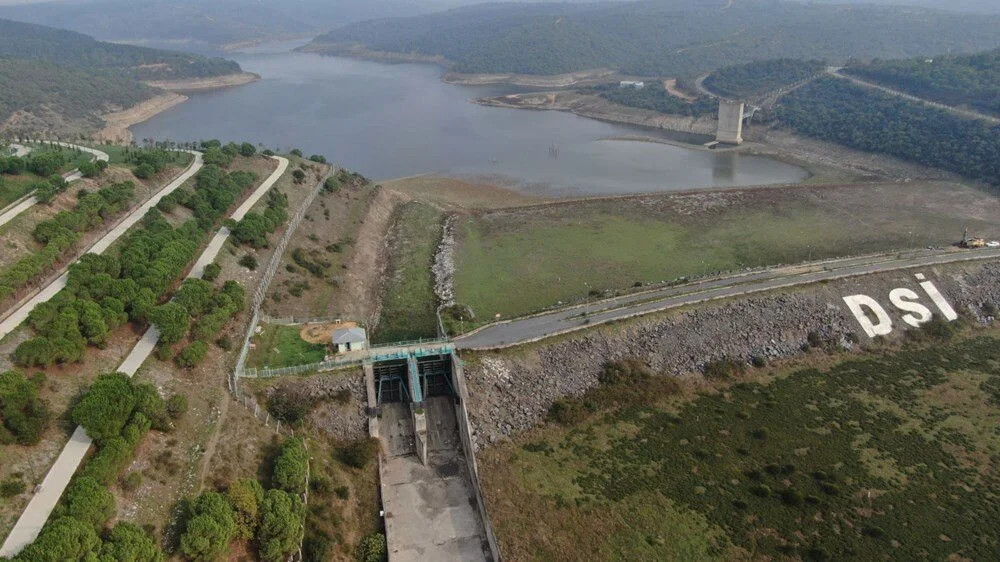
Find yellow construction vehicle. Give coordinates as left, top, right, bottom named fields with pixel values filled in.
left=960, top=227, right=986, bottom=248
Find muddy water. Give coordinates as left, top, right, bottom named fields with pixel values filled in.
left=132, top=45, right=809, bottom=196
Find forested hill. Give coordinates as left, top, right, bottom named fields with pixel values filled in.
left=305, top=0, right=1000, bottom=76
left=0, top=19, right=240, bottom=81
left=704, top=59, right=827, bottom=100
left=0, top=18, right=244, bottom=136
left=0, top=0, right=430, bottom=49
left=844, top=49, right=1000, bottom=117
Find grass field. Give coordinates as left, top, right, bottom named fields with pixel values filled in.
left=246, top=324, right=327, bottom=369
left=454, top=181, right=1000, bottom=321
left=477, top=329, right=1000, bottom=561
left=373, top=202, right=443, bottom=344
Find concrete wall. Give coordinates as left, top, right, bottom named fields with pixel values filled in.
left=716, top=101, right=744, bottom=145
left=451, top=353, right=502, bottom=562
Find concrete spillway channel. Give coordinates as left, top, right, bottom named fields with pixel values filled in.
left=365, top=352, right=500, bottom=561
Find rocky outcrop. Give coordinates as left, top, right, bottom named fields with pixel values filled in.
left=463, top=261, right=1000, bottom=449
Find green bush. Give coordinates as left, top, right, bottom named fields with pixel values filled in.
left=0, top=369, right=50, bottom=445
left=121, top=471, right=143, bottom=492
left=202, top=263, right=221, bottom=282
left=175, top=341, right=209, bottom=369
left=273, top=437, right=309, bottom=493
left=56, top=476, right=115, bottom=529
left=238, top=254, right=258, bottom=271
left=704, top=358, right=745, bottom=380
left=1, top=477, right=26, bottom=497
left=358, top=533, right=387, bottom=562
left=166, top=394, right=188, bottom=419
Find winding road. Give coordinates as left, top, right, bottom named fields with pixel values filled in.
left=0, top=143, right=110, bottom=229
left=455, top=248, right=1000, bottom=350
left=0, top=156, right=289, bottom=557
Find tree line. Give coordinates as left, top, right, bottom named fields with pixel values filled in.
left=12, top=161, right=258, bottom=368
left=0, top=180, right=131, bottom=306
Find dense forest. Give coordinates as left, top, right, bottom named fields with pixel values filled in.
left=0, top=19, right=240, bottom=81
left=309, top=0, right=1000, bottom=76
left=704, top=59, right=826, bottom=99
left=778, top=77, right=1000, bottom=186
left=0, top=18, right=246, bottom=135
left=0, top=58, right=154, bottom=130
left=591, top=82, right=716, bottom=117
left=844, top=49, right=1000, bottom=116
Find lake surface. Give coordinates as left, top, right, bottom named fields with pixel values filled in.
left=132, top=46, right=809, bottom=196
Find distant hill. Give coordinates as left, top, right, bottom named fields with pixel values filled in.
left=0, top=0, right=432, bottom=49
left=0, top=18, right=240, bottom=80
left=0, top=18, right=244, bottom=136
left=844, top=49, right=1000, bottom=117
left=305, top=0, right=1000, bottom=77
left=704, top=59, right=827, bottom=99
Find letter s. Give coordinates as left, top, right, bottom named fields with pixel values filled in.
left=843, top=295, right=893, bottom=338
left=889, top=288, right=933, bottom=328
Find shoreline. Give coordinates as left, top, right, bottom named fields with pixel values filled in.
left=144, top=71, right=260, bottom=92
left=98, top=72, right=260, bottom=143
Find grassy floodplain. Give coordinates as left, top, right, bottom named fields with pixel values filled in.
left=373, top=201, right=443, bottom=344
left=478, top=327, right=1000, bottom=560
left=454, top=181, right=1000, bottom=322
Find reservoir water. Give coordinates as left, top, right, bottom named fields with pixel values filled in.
left=131, top=45, right=809, bottom=196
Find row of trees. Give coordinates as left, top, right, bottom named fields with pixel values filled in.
left=778, top=77, right=1000, bottom=186
left=12, top=163, right=258, bottom=367
left=11, top=372, right=185, bottom=562
left=178, top=437, right=307, bottom=562
left=0, top=182, right=136, bottom=305
left=231, top=190, right=288, bottom=248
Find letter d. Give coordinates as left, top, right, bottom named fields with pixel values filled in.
left=843, top=295, right=893, bottom=338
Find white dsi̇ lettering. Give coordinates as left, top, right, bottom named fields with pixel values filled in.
left=888, top=288, right=933, bottom=328
left=917, top=277, right=958, bottom=321
left=842, top=295, right=893, bottom=338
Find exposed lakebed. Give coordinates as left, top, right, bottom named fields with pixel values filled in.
left=132, top=45, right=808, bottom=196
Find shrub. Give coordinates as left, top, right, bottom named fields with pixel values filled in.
left=546, top=398, right=587, bottom=426
left=166, top=394, right=188, bottom=419
left=750, top=484, right=771, bottom=497
left=308, top=155, right=327, bottom=164
left=862, top=525, right=886, bottom=538
left=289, top=149, right=303, bottom=157
left=202, top=263, right=221, bottom=282
left=337, top=437, right=379, bottom=469
left=358, top=533, right=387, bottom=562
left=175, top=341, right=209, bottom=369
left=121, top=471, right=143, bottom=492
left=334, top=486, right=350, bottom=500
left=807, top=331, right=823, bottom=348
left=267, top=386, right=317, bottom=426
left=292, top=169, right=306, bottom=183
left=133, top=163, right=155, bottom=179
left=1, top=477, right=25, bottom=497
left=751, top=355, right=767, bottom=368
left=57, top=476, right=115, bottom=529
left=779, top=488, right=804, bottom=506
left=238, top=254, right=258, bottom=271
left=322, top=176, right=340, bottom=193
left=0, top=369, right=51, bottom=445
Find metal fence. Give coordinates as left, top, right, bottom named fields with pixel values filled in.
left=259, top=313, right=346, bottom=326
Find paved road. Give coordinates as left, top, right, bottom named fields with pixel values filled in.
left=0, top=155, right=288, bottom=557
left=455, top=248, right=1000, bottom=350
left=828, top=69, right=1000, bottom=125
left=0, top=143, right=110, bottom=229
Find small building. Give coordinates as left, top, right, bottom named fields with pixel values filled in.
left=619, top=80, right=645, bottom=89
left=331, top=327, right=367, bottom=353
